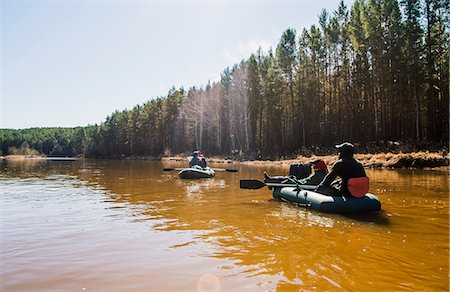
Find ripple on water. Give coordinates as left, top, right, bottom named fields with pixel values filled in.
left=1, top=163, right=448, bottom=291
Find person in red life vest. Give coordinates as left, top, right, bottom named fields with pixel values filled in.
left=189, top=150, right=208, bottom=168
left=198, top=150, right=208, bottom=168
left=316, top=142, right=369, bottom=198
left=298, top=159, right=329, bottom=185
left=264, top=159, right=328, bottom=186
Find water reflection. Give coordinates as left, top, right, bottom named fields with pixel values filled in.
left=184, top=179, right=227, bottom=199
left=1, top=159, right=448, bottom=291
left=270, top=203, right=335, bottom=228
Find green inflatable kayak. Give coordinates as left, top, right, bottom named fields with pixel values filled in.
left=178, top=165, right=215, bottom=179
left=273, top=187, right=381, bottom=213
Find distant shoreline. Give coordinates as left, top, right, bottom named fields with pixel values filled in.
left=2, top=151, right=448, bottom=169
left=162, top=151, right=449, bottom=170
left=0, top=155, right=79, bottom=161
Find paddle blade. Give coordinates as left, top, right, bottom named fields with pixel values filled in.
left=240, top=179, right=266, bottom=189
left=211, top=168, right=238, bottom=172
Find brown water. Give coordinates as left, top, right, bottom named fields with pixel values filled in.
left=1, top=159, right=448, bottom=291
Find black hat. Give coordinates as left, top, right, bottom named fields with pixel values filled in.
left=335, top=142, right=354, bottom=158
left=335, top=142, right=354, bottom=151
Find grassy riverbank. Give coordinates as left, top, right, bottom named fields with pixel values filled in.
left=0, top=155, right=82, bottom=162
left=0, top=155, right=44, bottom=160
left=162, top=151, right=449, bottom=169
left=2, top=150, right=448, bottom=169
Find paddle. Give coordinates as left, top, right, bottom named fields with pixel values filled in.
left=211, top=168, right=238, bottom=173
left=240, top=179, right=267, bottom=189
left=239, top=179, right=316, bottom=190
left=163, top=167, right=238, bottom=173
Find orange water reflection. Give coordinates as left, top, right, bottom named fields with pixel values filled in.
left=1, top=159, right=448, bottom=291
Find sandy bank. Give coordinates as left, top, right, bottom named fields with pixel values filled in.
left=0, top=155, right=79, bottom=161
left=162, top=151, right=449, bottom=169
left=1, top=155, right=45, bottom=161
left=3, top=152, right=447, bottom=169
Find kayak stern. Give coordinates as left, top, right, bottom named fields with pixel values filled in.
left=273, top=187, right=381, bottom=213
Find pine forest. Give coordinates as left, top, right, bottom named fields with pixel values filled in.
left=1, top=0, right=449, bottom=159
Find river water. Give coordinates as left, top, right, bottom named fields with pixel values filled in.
left=1, top=159, right=448, bottom=291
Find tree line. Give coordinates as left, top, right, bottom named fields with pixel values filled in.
left=1, top=0, right=448, bottom=158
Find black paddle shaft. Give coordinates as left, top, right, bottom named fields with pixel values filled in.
left=239, top=179, right=317, bottom=190
left=240, top=179, right=267, bottom=189
left=163, top=167, right=238, bottom=172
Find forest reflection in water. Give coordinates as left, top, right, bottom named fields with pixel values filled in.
left=1, top=159, right=448, bottom=291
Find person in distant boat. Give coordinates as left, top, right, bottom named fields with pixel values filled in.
left=189, top=151, right=200, bottom=167
left=316, top=142, right=369, bottom=197
left=298, top=159, right=328, bottom=185
left=189, top=150, right=208, bottom=168
left=198, top=151, right=208, bottom=168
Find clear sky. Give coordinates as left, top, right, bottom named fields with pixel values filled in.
left=2, top=0, right=353, bottom=129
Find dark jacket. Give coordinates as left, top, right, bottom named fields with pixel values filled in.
left=299, top=169, right=328, bottom=185
left=319, top=157, right=366, bottom=195
left=189, top=154, right=199, bottom=167
left=198, top=157, right=207, bottom=168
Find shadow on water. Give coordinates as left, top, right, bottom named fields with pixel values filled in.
left=340, top=209, right=391, bottom=226
left=2, top=159, right=448, bottom=291
left=268, top=198, right=392, bottom=226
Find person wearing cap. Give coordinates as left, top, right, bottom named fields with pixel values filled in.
left=189, top=151, right=200, bottom=167
left=198, top=151, right=208, bottom=168
left=298, top=159, right=329, bottom=185
left=316, top=142, right=369, bottom=197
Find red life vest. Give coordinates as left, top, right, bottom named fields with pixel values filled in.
left=347, top=177, right=370, bottom=198
left=313, top=160, right=328, bottom=172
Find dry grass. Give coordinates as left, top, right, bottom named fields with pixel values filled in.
left=163, top=151, right=449, bottom=169
left=4, top=150, right=444, bottom=169
left=2, top=155, right=45, bottom=161
left=354, top=151, right=449, bottom=168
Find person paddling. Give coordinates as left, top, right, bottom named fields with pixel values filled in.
left=189, top=150, right=208, bottom=168
left=263, top=159, right=328, bottom=186
left=316, top=142, right=369, bottom=198
left=298, top=159, right=328, bottom=185
left=189, top=151, right=200, bottom=167
left=198, top=151, right=208, bottom=168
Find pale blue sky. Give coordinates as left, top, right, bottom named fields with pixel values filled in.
left=2, top=0, right=353, bottom=129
